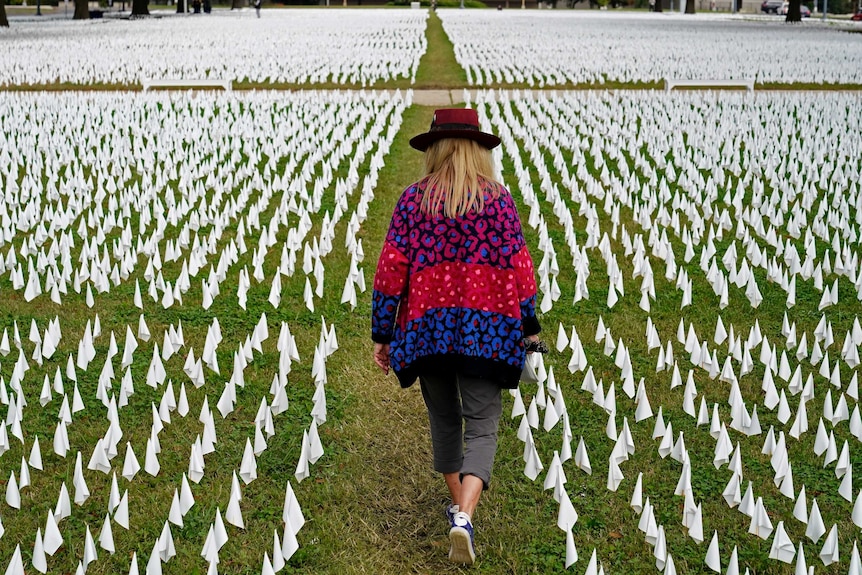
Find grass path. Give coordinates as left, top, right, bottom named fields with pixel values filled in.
left=289, top=104, right=469, bottom=574
left=289, top=16, right=525, bottom=571
left=414, top=11, right=468, bottom=89
left=294, top=16, right=640, bottom=571
left=300, top=14, right=573, bottom=568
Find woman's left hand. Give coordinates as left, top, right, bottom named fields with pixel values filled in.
left=373, top=343, right=391, bottom=375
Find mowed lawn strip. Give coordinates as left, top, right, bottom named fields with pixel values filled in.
left=286, top=104, right=470, bottom=575
left=413, top=10, right=469, bottom=90
left=313, top=103, right=579, bottom=574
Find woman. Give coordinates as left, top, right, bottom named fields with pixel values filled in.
left=371, top=108, right=541, bottom=565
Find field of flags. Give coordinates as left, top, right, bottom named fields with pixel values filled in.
left=439, top=12, right=862, bottom=86
left=1, top=8, right=861, bottom=574
left=0, top=10, right=427, bottom=87
left=0, top=89, right=409, bottom=574
left=473, top=88, right=862, bottom=573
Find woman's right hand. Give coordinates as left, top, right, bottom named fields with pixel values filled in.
left=373, top=343, right=391, bottom=375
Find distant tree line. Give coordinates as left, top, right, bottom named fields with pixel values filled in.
left=0, top=0, right=258, bottom=21
left=0, top=0, right=850, bottom=27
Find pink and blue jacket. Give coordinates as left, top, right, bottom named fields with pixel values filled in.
left=371, top=180, right=541, bottom=389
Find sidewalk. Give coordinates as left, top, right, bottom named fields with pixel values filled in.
left=411, top=89, right=466, bottom=106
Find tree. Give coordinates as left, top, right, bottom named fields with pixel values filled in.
left=685, top=0, right=695, bottom=11
left=0, top=2, right=8, bottom=27
left=653, top=0, right=662, bottom=11
left=176, top=0, right=185, bottom=12
left=132, top=0, right=149, bottom=15
left=785, top=0, right=802, bottom=20
left=74, top=0, right=90, bottom=19
left=231, top=0, right=243, bottom=8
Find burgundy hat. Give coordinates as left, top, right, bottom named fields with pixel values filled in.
left=409, top=108, right=501, bottom=152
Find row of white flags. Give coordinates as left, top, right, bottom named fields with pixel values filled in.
left=0, top=306, right=338, bottom=575
left=465, top=90, right=862, bottom=572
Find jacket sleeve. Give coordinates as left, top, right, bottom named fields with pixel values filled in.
left=504, top=191, right=541, bottom=337
left=371, top=195, right=410, bottom=344
left=513, top=245, right=541, bottom=337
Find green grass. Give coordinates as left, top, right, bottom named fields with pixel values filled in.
left=413, top=10, right=469, bottom=89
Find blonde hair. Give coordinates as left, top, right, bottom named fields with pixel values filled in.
left=419, top=138, right=502, bottom=218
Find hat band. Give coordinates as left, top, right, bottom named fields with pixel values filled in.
left=430, top=122, right=481, bottom=132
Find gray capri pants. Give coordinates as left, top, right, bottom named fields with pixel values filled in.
left=419, top=372, right=503, bottom=490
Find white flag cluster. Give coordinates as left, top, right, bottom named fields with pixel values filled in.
left=0, top=89, right=398, bottom=574
left=439, top=11, right=862, bottom=87
left=473, top=89, right=862, bottom=572
left=0, top=10, right=429, bottom=87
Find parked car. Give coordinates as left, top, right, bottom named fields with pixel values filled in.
left=777, top=2, right=811, bottom=16
left=761, top=0, right=783, bottom=11
left=851, top=8, right=862, bottom=19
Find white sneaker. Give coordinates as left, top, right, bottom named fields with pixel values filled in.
left=446, top=503, right=460, bottom=527
left=449, top=511, right=476, bottom=564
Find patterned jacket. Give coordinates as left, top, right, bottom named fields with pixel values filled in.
left=371, top=180, right=541, bottom=389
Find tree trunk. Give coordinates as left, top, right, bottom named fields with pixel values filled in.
left=685, top=0, right=694, bottom=11
left=131, top=0, right=149, bottom=15
left=74, top=0, right=90, bottom=19
left=176, top=0, right=184, bottom=12
left=653, top=0, right=662, bottom=11
left=231, top=0, right=243, bottom=9
left=0, top=1, right=8, bottom=27
left=785, top=0, right=802, bottom=20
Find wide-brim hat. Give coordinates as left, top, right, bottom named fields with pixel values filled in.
left=409, top=108, right=501, bottom=152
